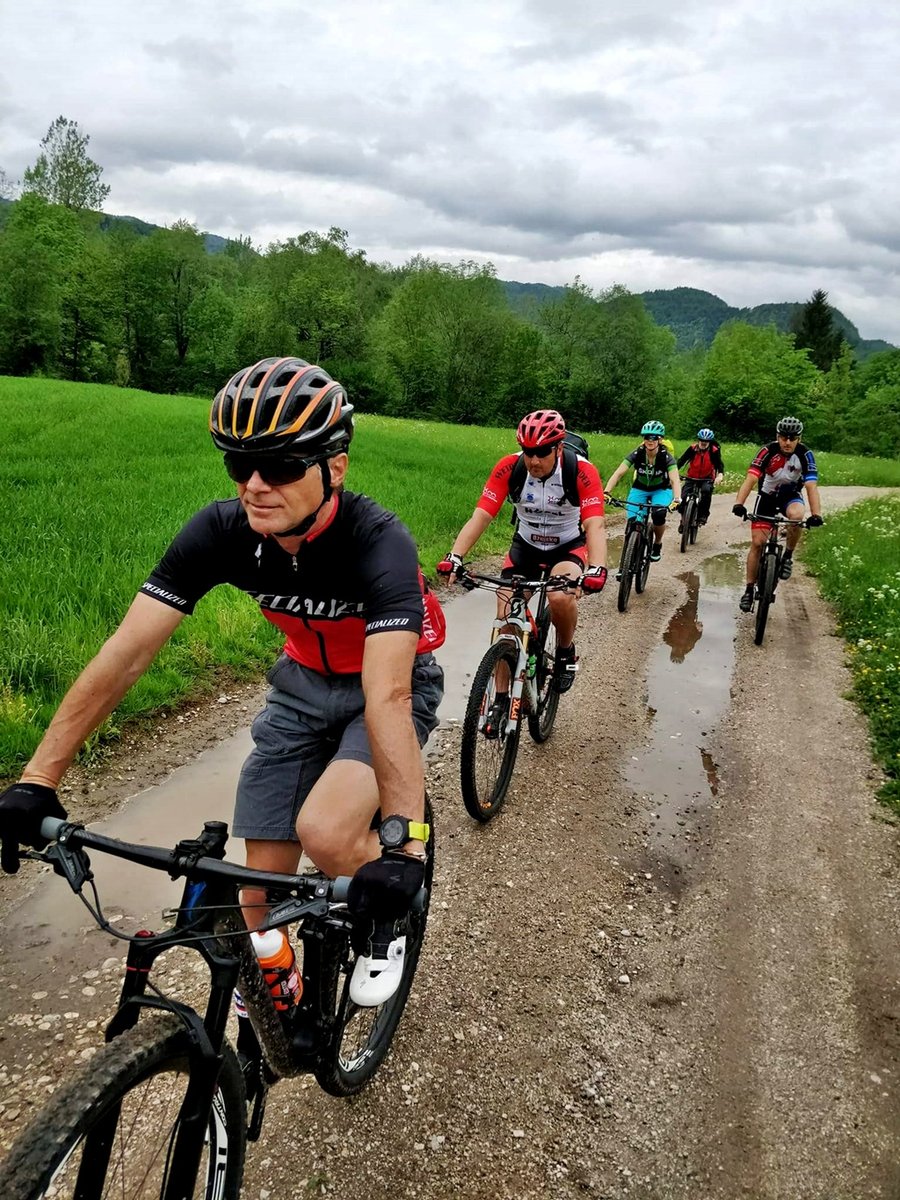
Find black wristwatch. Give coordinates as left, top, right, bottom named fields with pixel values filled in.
left=377, top=814, right=430, bottom=852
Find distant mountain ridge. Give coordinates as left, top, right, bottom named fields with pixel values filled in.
left=502, top=281, right=894, bottom=361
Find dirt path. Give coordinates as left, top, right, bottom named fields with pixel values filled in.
left=1, top=486, right=899, bottom=1199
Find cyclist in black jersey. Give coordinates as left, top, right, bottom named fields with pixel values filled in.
left=0, top=357, right=445, bottom=1008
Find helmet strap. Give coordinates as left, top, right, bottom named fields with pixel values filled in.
left=273, top=460, right=334, bottom=540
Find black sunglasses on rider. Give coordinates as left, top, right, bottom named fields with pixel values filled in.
left=223, top=452, right=320, bottom=486
left=521, top=443, right=559, bottom=459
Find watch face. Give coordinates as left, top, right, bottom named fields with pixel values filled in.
left=380, top=816, right=406, bottom=847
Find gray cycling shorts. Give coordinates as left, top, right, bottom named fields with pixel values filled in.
left=232, top=652, right=444, bottom=841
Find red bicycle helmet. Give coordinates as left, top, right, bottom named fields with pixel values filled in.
left=516, top=410, right=566, bottom=450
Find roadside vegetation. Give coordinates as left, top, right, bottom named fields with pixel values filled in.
left=3, top=376, right=900, bottom=777
left=804, top=496, right=900, bottom=811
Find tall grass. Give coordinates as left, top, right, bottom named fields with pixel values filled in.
left=804, top=496, right=900, bottom=810
left=2, top=375, right=899, bottom=775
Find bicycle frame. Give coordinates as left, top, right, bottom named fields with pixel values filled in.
left=30, top=817, right=352, bottom=1197
left=458, top=569, right=575, bottom=736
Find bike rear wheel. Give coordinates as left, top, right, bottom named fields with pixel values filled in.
left=527, top=607, right=560, bottom=743
left=689, top=497, right=701, bottom=545
left=754, top=553, right=779, bottom=645
left=313, top=798, right=435, bottom=1097
left=617, top=528, right=640, bottom=612
left=635, top=527, right=651, bottom=593
left=0, top=1014, right=246, bottom=1200
left=459, top=639, right=522, bottom=821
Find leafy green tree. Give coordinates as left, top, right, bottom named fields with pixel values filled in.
left=0, top=194, right=78, bottom=373
left=23, top=116, right=110, bottom=212
left=694, top=322, right=819, bottom=441
left=790, top=288, right=844, bottom=372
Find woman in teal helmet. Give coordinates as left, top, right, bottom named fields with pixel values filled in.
left=604, top=420, right=682, bottom=561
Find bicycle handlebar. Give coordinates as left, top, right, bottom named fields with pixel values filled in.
left=38, top=817, right=351, bottom=901
left=740, top=512, right=811, bottom=527
left=457, top=567, right=579, bottom=592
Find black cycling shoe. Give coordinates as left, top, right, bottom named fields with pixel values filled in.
left=553, top=645, right=578, bottom=694
left=483, top=694, right=510, bottom=739
left=739, top=587, right=754, bottom=613
left=650, top=544, right=662, bottom=562
left=779, top=553, right=794, bottom=580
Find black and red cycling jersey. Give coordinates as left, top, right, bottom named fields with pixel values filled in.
left=677, top=442, right=724, bottom=481
left=476, top=453, right=605, bottom=549
left=748, top=442, right=818, bottom=496
left=141, top=492, right=445, bottom=676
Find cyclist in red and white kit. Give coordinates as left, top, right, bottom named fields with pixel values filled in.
left=0, top=357, right=445, bottom=1009
left=438, top=410, right=607, bottom=698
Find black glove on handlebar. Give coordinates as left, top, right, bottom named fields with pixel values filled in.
left=732, top=503, right=747, bottom=519
left=0, top=782, right=67, bottom=874
left=806, top=514, right=824, bottom=528
left=348, top=851, right=425, bottom=923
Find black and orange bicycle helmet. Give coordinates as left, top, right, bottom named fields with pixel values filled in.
left=516, top=409, right=566, bottom=449
left=210, top=357, right=354, bottom=458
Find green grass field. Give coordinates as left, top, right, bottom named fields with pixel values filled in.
left=2, top=375, right=900, bottom=777
left=804, top=496, right=900, bottom=810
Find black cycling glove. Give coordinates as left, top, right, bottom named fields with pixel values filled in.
left=806, top=514, right=824, bottom=528
left=348, top=852, right=425, bottom=923
left=732, top=503, right=747, bottom=519
left=0, top=782, right=67, bottom=874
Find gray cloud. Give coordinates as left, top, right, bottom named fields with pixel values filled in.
left=1, top=0, right=899, bottom=340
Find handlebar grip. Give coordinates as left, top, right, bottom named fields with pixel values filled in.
left=40, top=816, right=66, bottom=841
left=331, top=875, right=352, bottom=903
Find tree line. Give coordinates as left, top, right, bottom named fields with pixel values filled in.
left=1, top=118, right=897, bottom=455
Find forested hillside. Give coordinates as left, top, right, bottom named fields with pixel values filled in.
left=1, top=195, right=898, bottom=455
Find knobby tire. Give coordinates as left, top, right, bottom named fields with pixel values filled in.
left=0, top=1014, right=246, bottom=1200
left=527, top=607, right=560, bottom=743
left=680, top=497, right=695, bottom=553
left=313, top=798, right=435, bottom=1097
left=754, top=553, right=779, bottom=646
left=635, top=527, right=651, bottom=594
left=617, top=528, right=640, bottom=612
left=459, top=639, right=522, bottom=821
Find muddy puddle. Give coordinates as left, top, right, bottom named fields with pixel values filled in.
left=626, top=552, right=743, bottom=892
left=0, top=585, right=499, bottom=970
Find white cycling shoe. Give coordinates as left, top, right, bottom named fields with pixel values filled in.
left=349, top=934, right=406, bottom=1007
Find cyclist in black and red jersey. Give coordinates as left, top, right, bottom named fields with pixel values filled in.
left=0, top=357, right=445, bottom=1007
left=732, top=415, right=824, bottom=612
left=437, top=409, right=607, bottom=704
left=677, top=427, right=724, bottom=527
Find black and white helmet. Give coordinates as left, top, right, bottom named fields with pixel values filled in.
left=776, top=416, right=803, bottom=438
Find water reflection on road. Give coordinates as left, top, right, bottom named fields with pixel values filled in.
left=625, top=553, right=743, bottom=891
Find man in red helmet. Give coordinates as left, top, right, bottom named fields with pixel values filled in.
left=438, top=410, right=607, bottom=701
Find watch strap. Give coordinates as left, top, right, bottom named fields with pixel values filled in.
left=407, top=820, right=430, bottom=844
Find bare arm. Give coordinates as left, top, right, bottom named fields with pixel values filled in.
left=361, top=630, right=425, bottom=841
left=451, top=507, right=493, bottom=558
left=804, top=480, right=822, bottom=516
left=583, top=515, right=607, bottom=568
left=668, top=464, right=682, bottom=501
left=604, top=462, right=629, bottom=494
left=21, top=594, right=186, bottom=789
left=735, top=471, right=758, bottom=507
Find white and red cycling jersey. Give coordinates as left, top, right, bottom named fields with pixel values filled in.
left=476, top=453, right=605, bottom=549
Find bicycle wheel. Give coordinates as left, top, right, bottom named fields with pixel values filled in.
left=617, top=528, right=639, bottom=612
left=689, top=497, right=701, bottom=545
left=527, top=607, right=560, bottom=743
left=680, top=497, right=694, bottom=553
left=754, top=553, right=779, bottom=646
left=0, top=1014, right=246, bottom=1200
left=459, top=639, right=523, bottom=821
left=635, top=528, right=652, bottom=594
left=313, top=800, right=435, bottom=1097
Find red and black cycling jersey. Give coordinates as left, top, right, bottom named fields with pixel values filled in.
left=140, top=492, right=445, bottom=676
left=476, top=453, right=604, bottom=548
left=677, top=442, right=724, bottom=481
left=748, top=442, right=818, bottom=496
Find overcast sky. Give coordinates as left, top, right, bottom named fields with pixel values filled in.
left=2, top=1, right=899, bottom=341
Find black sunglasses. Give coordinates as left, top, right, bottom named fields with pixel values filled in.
left=223, top=452, right=321, bottom=486
left=521, top=443, right=559, bottom=459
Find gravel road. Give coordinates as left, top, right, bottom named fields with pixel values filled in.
left=1, top=486, right=898, bottom=1199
